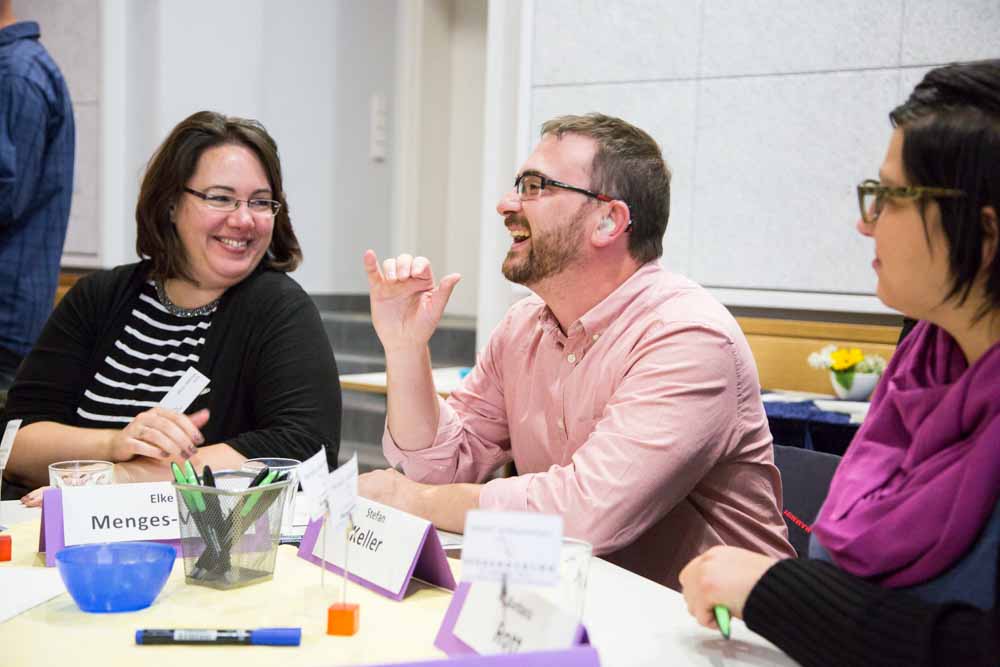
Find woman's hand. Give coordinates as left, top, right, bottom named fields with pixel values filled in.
left=20, top=486, right=50, bottom=507
left=679, top=546, right=781, bottom=629
left=113, top=455, right=177, bottom=484
left=108, top=408, right=210, bottom=462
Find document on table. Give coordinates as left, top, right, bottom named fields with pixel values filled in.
left=0, top=568, right=66, bottom=623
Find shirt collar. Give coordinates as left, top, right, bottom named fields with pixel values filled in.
left=537, top=260, right=665, bottom=341
left=0, top=21, right=40, bottom=46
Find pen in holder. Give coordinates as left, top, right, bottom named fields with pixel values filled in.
left=172, top=470, right=291, bottom=590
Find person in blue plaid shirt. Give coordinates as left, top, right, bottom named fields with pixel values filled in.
left=0, top=0, right=75, bottom=390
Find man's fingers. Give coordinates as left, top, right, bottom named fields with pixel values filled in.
left=382, top=257, right=398, bottom=281
left=437, top=274, right=462, bottom=302
left=428, top=274, right=461, bottom=320
left=396, top=254, right=414, bottom=280
left=363, top=249, right=384, bottom=287
left=411, top=256, right=432, bottom=280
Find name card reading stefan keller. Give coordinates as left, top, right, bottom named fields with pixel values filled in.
left=298, top=497, right=455, bottom=600
left=40, top=483, right=180, bottom=565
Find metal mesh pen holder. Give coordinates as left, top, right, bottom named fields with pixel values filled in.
left=172, top=470, right=291, bottom=590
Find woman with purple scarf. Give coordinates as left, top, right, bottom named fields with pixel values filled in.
left=679, top=60, right=1000, bottom=667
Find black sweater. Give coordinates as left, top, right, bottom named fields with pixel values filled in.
left=744, top=555, right=1000, bottom=666
left=4, top=261, right=341, bottom=470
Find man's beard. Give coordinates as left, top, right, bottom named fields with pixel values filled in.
left=501, top=209, right=588, bottom=286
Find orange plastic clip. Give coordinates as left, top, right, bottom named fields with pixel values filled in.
left=0, top=534, right=11, bottom=561
left=327, top=602, right=360, bottom=636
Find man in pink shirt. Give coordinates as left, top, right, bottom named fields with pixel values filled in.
left=359, top=113, right=794, bottom=589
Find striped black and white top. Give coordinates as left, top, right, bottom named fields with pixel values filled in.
left=75, top=281, right=214, bottom=426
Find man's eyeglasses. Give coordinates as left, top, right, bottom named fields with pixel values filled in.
left=856, top=179, right=964, bottom=225
left=514, top=173, right=614, bottom=203
left=184, top=187, right=282, bottom=216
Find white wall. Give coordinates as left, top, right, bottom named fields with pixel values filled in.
left=55, top=0, right=398, bottom=295
left=524, top=0, right=1000, bottom=314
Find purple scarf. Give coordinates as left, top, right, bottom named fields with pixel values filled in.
left=812, top=321, right=1000, bottom=587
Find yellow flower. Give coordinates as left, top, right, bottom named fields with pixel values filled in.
left=830, top=347, right=864, bottom=371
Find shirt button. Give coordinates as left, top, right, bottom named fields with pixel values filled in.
left=567, top=353, right=577, bottom=363
left=592, top=334, right=600, bottom=341
left=557, top=418, right=564, bottom=429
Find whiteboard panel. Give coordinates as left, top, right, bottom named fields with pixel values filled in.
left=692, top=70, right=901, bottom=294
left=532, top=81, right=697, bottom=275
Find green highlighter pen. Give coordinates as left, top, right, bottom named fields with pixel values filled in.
left=714, top=605, right=731, bottom=640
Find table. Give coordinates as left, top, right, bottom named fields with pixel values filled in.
left=0, top=502, right=797, bottom=666
left=341, top=367, right=467, bottom=398
left=762, top=392, right=869, bottom=456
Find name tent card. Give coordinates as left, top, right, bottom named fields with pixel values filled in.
left=436, top=583, right=590, bottom=657
left=461, top=510, right=562, bottom=586
left=297, top=497, right=455, bottom=600
left=436, top=511, right=588, bottom=656
left=39, top=482, right=181, bottom=566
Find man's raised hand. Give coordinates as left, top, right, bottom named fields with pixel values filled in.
left=363, top=249, right=461, bottom=352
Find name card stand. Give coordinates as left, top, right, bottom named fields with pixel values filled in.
left=435, top=582, right=590, bottom=657
left=39, top=483, right=182, bottom=566
left=297, top=497, right=455, bottom=601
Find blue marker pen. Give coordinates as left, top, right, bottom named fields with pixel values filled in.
left=135, top=628, right=301, bottom=646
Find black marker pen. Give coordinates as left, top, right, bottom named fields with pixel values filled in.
left=135, top=628, right=301, bottom=646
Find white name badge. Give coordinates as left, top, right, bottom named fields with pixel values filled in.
left=462, top=510, right=563, bottom=586
left=159, top=367, right=210, bottom=413
left=298, top=497, right=455, bottom=600
left=40, top=483, right=180, bottom=565
left=452, top=582, right=581, bottom=655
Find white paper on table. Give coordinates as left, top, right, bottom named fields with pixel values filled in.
left=0, top=568, right=67, bottom=623
left=461, top=511, right=562, bottom=586
left=452, top=582, right=580, bottom=654
left=813, top=399, right=870, bottom=418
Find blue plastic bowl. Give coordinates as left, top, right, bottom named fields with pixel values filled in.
left=55, top=542, right=176, bottom=613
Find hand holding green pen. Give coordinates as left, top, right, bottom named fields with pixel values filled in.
left=714, top=605, right=731, bottom=640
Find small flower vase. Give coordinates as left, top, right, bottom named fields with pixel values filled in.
left=829, top=370, right=880, bottom=401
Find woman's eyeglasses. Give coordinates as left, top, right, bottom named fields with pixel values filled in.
left=184, top=187, right=281, bottom=216
left=856, top=179, right=964, bottom=225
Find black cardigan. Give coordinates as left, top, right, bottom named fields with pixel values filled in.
left=4, top=261, right=341, bottom=471
left=744, top=554, right=999, bottom=666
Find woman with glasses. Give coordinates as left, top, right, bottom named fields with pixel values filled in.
left=3, top=111, right=340, bottom=497
left=680, top=60, right=1000, bottom=666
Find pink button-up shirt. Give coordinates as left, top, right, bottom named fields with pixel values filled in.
left=384, top=262, right=794, bottom=589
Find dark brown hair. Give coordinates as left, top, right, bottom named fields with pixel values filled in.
left=540, top=113, right=671, bottom=264
left=136, top=111, right=301, bottom=282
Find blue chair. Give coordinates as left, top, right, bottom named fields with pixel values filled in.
left=773, top=444, right=842, bottom=557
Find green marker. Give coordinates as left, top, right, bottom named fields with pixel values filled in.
left=714, top=605, right=731, bottom=640
left=241, top=469, right=278, bottom=516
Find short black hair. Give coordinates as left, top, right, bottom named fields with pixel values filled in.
left=889, top=59, right=1000, bottom=320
